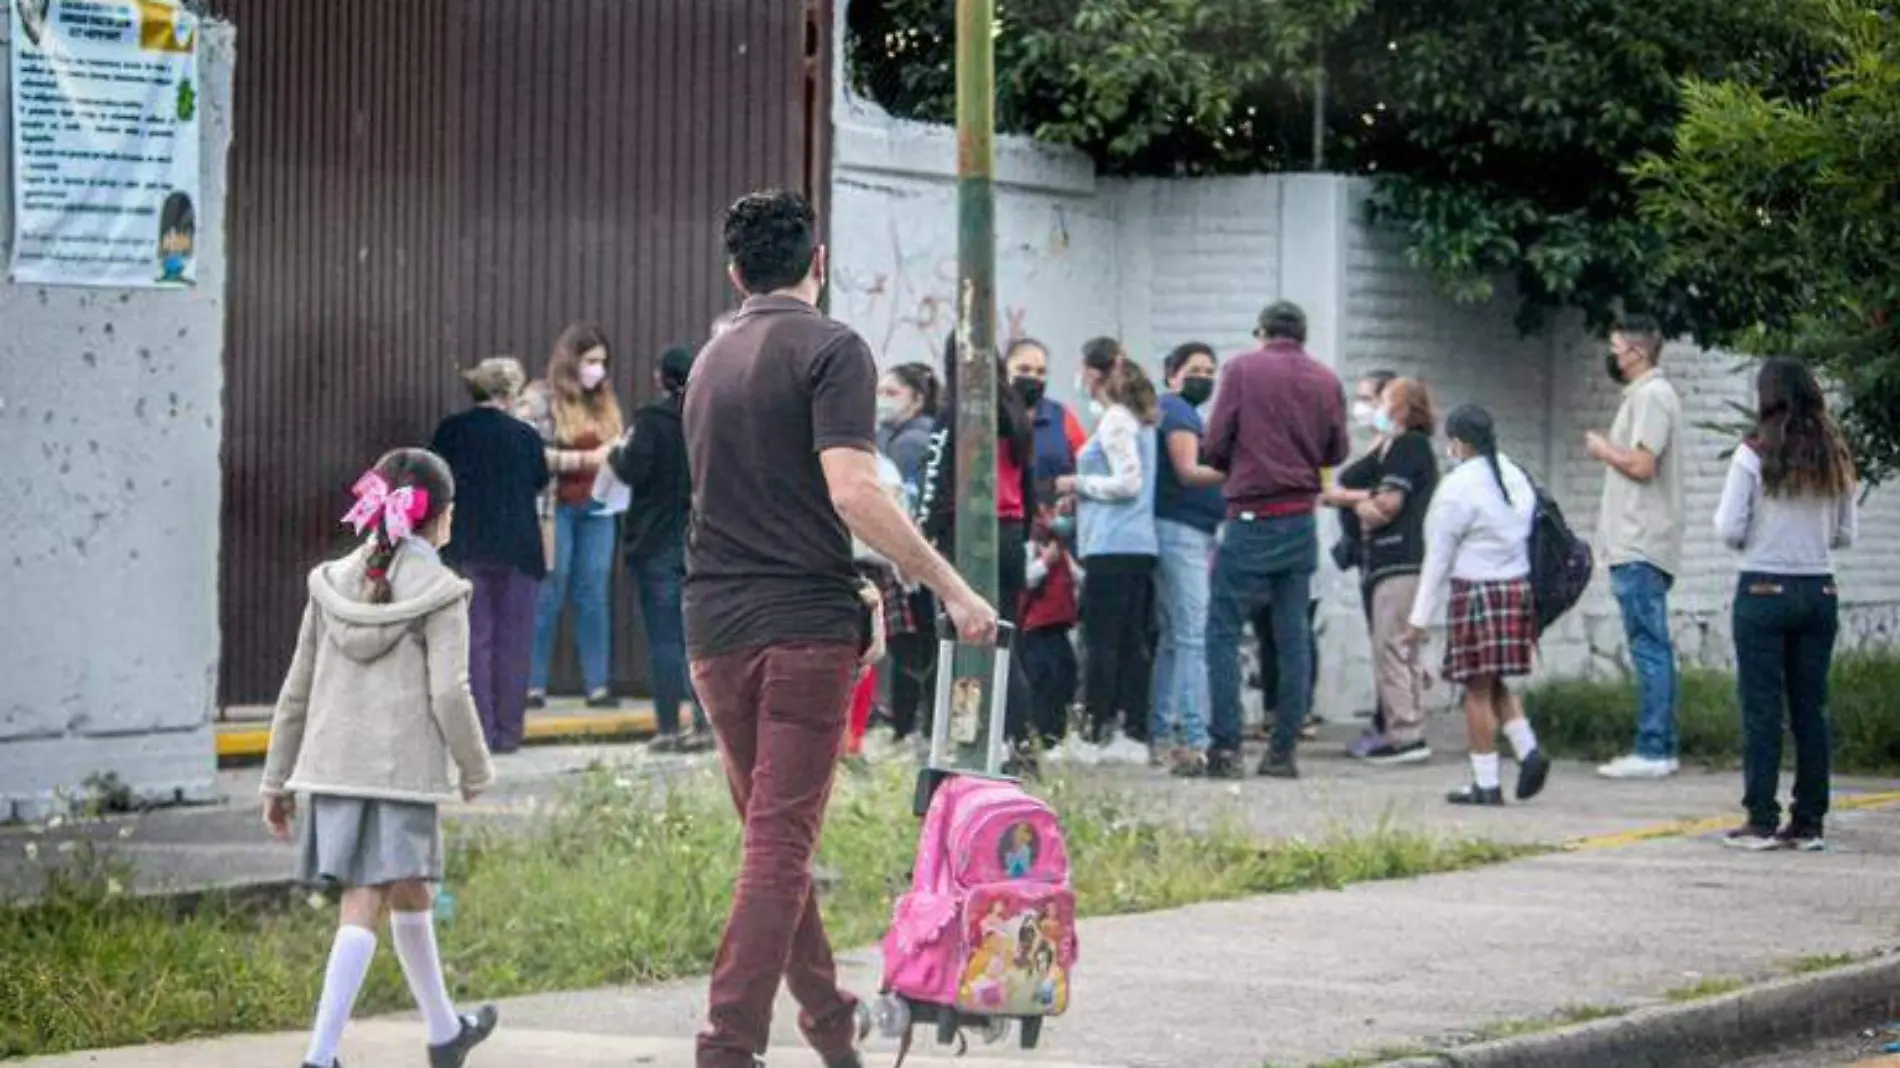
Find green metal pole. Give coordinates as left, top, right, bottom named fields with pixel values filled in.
left=953, top=0, right=998, bottom=615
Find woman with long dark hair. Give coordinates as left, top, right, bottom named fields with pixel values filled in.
left=1407, top=405, right=1550, bottom=806
left=1714, top=358, right=1858, bottom=852
left=916, top=335, right=1040, bottom=762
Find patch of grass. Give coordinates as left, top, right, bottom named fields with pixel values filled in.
left=1663, top=976, right=1749, bottom=1002
left=0, top=763, right=1530, bottom=1057
left=1524, top=651, right=1900, bottom=775
left=1469, top=1003, right=1625, bottom=1042
left=1306, top=1047, right=1437, bottom=1068
left=1786, top=951, right=1861, bottom=974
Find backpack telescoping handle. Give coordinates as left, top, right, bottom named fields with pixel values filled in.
left=927, top=617, right=1017, bottom=777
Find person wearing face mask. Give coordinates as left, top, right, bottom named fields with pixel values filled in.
left=1054, top=338, right=1161, bottom=762
left=875, top=362, right=940, bottom=505
left=1319, top=370, right=1397, bottom=756
left=1585, top=314, right=1686, bottom=781
left=1322, top=378, right=1440, bottom=765
left=915, top=334, right=1041, bottom=770
left=520, top=323, right=623, bottom=711
left=1406, top=405, right=1551, bottom=806
left=1150, top=342, right=1227, bottom=775
left=1004, top=337, right=1089, bottom=482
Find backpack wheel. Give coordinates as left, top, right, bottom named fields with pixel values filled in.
left=871, top=994, right=910, bottom=1039
left=978, top=1016, right=1011, bottom=1044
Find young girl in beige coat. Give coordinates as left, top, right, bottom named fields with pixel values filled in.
left=262, top=448, right=499, bottom=1068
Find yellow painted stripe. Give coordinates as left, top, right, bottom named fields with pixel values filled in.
left=215, top=708, right=658, bottom=759
left=1565, top=790, right=1900, bottom=852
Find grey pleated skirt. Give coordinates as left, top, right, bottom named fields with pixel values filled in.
left=298, top=794, right=444, bottom=887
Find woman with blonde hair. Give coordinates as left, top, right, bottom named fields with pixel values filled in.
left=520, top=323, right=623, bottom=710
left=1056, top=337, right=1160, bottom=758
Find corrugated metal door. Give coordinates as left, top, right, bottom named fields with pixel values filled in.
left=213, top=0, right=832, bottom=705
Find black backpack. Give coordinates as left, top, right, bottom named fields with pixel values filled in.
left=1528, top=480, right=1593, bottom=636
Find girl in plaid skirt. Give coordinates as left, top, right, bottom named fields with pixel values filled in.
left=1407, top=405, right=1553, bottom=806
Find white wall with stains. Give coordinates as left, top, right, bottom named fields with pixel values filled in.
left=0, top=19, right=232, bottom=821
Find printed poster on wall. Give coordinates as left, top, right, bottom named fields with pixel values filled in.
left=8, top=0, right=199, bottom=287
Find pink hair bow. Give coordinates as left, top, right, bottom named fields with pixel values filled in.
left=341, top=472, right=431, bottom=540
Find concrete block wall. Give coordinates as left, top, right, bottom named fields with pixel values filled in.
left=0, top=20, right=234, bottom=821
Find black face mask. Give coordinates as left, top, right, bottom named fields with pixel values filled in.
left=1013, top=376, right=1046, bottom=408
left=1179, top=377, right=1215, bottom=407
left=1605, top=353, right=1626, bottom=385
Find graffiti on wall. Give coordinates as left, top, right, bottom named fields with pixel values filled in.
left=835, top=218, right=1040, bottom=364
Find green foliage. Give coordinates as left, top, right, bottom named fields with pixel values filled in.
left=1523, top=652, right=1900, bottom=774
left=849, top=0, right=1836, bottom=341
left=0, top=763, right=1526, bottom=1056
left=1634, top=0, right=1900, bottom=482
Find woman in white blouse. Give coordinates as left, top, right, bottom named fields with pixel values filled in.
left=1712, top=358, right=1857, bottom=853
left=1407, top=405, right=1552, bottom=806
left=1054, top=338, right=1160, bottom=757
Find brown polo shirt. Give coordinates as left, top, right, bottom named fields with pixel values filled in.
left=681, top=294, right=879, bottom=658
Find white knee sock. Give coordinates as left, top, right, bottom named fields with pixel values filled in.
left=306, top=925, right=378, bottom=1067
left=1469, top=752, right=1502, bottom=789
left=1503, top=718, right=1539, bottom=760
left=390, top=909, right=461, bottom=1045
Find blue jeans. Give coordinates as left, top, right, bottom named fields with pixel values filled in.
left=1151, top=520, right=1214, bottom=750
left=1208, top=514, right=1317, bottom=756
left=632, top=537, right=705, bottom=735
left=1611, top=561, right=1678, bottom=760
left=1733, top=573, right=1837, bottom=828
left=531, top=502, right=618, bottom=694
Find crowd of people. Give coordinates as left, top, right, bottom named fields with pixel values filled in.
left=259, top=188, right=1863, bottom=1068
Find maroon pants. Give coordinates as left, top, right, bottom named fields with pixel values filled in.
left=465, top=560, right=539, bottom=750
left=691, top=641, right=861, bottom=1068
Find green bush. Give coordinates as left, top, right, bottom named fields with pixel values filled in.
left=0, top=764, right=1530, bottom=1057
left=1524, top=652, right=1900, bottom=774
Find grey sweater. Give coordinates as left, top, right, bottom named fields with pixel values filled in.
left=262, top=541, right=495, bottom=803
left=1712, top=443, right=1857, bottom=576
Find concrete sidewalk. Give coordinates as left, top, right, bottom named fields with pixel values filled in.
left=10, top=718, right=1900, bottom=1066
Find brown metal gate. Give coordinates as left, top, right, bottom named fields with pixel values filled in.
left=212, top=0, right=833, bottom=705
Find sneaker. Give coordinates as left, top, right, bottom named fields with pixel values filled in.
left=1515, top=749, right=1552, bottom=801
left=1102, top=732, right=1151, bottom=766
left=584, top=690, right=620, bottom=710
left=1170, top=748, right=1208, bottom=778
left=1446, top=783, right=1505, bottom=806
left=428, top=1005, right=499, bottom=1068
left=648, top=732, right=684, bottom=754
left=1775, top=822, right=1826, bottom=852
left=1206, top=748, right=1247, bottom=780
left=680, top=727, right=717, bottom=754
left=1722, top=824, right=1781, bottom=851
left=1346, top=731, right=1386, bottom=760
left=526, top=691, right=547, bottom=711
left=1364, top=740, right=1432, bottom=766
left=1257, top=749, right=1299, bottom=780
left=1595, top=754, right=1675, bottom=780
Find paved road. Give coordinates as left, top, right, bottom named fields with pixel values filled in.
left=1733, top=1024, right=1900, bottom=1067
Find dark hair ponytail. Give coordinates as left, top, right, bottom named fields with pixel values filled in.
left=352, top=448, right=457, bottom=604
left=1445, top=404, right=1510, bottom=504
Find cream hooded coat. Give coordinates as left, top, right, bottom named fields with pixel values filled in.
left=261, top=542, right=495, bottom=803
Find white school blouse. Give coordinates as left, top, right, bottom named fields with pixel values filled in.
left=1409, top=453, right=1537, bottom=629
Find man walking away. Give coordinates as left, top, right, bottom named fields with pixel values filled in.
left=609, top=345, right=711, bottom=753
left=683, top=189, right=998, bottom=1068
left=1586, top=314, right=1686, bottom=780
left=1202, top=301, right=1351, bottom=780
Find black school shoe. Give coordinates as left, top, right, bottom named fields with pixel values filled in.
left=1257, top=748, right=1300, bottom=780
left=1446, top=783, right=1505, bottom=806
left=429, top=1005, right=499, bottom=1068
left=1515, top=749, right=1552, bottom=801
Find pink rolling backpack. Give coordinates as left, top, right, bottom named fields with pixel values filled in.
left=871, top=621, right=1078, bottom=1059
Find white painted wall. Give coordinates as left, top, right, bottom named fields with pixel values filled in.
left=0, top=20, right=233, bottom=821
left=830, top=38, right=1898, bottom=724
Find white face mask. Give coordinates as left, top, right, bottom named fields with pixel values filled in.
left=578, top=364, right=607, bottom=391
left=875, top=397, right=906, bottom=425
left=1352, top=401, right=1378, bottom=429
left=1372, top=408, right=1396, bottom=436
left=1087, top=399, right=1106, bottom=418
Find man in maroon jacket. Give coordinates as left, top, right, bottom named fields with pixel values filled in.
left=1201, top=301, right=1351, bottom=779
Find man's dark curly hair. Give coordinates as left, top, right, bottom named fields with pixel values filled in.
left=722, top=190, right=816, bottom=295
